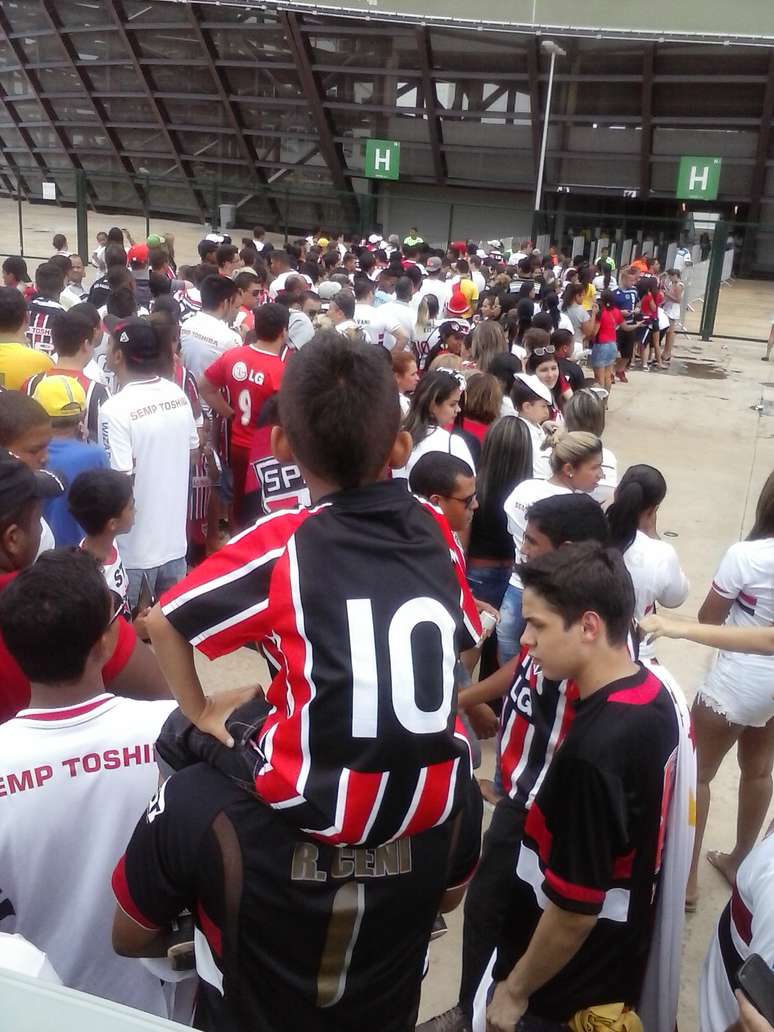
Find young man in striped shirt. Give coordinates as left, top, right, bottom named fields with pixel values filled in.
left=112, top=330, right=484, bottom=1030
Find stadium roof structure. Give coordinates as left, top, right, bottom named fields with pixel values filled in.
left=172, top=0, right=774, bottom=47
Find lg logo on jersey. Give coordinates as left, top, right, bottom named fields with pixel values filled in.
left=346, top=597, right=456, bottom=737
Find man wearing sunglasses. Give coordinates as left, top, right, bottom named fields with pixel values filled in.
left=409, top=451, right=478, bottom=539
left=0, top=548, right=178, bottom=1018
left=232, top=270, right=266, bottom=341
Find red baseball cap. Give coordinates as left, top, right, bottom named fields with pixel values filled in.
left=127, top=243, right=149, bottom=265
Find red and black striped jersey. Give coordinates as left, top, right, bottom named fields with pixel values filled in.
left=499, top=646, right=577, bottom=811
left=497, top=663, right=679, bottom=1022
left=160, top=480, right=481, bottom=846
left=22, top=367, right=109, bottom=444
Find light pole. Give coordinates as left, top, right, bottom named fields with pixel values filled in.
left=534, top=39, right=566, bottom=216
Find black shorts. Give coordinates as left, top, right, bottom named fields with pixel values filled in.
left=616, top=324, right=638, bottom=361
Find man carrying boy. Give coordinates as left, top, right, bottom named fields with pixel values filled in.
left=112, top=331, right=483, bottom=1030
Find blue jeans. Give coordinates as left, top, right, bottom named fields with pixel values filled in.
left=497, top=583, right=525, bottom=666
left=466, top=564, right=510, bottom=609
left=127, top=556, right=188, bottom=610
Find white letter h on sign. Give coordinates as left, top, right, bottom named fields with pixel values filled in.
left=373, top=148, right=391, bottom=172
left=689, top=165, right=709, bottom=191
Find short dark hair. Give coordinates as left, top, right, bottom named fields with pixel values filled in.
left=332, top=290, right=355, bottom=320
left=51, top=311, right=93, bottom=358
left=395, top=276, right=413, bottom=302
left=520, top=541, right=634, bottom=646
left=354, top=278, right=374, bottom=301
left=35, top=261, right=64, bottom=298
left=550, top=328, right=574, bottom=352
left=52, top=233, right=67, bottom=251
left=48, top=253, right=72, bottom=276
left=253, top=302, right=289, bottom=341
left=68, top=469, right=133, bottom=536
left=148, top=247, right=169, bottom=271
left=527, top=494, right=609, bottom=550
left=0, top=548, right=111, bottom=683
left=0, top=285, right=27, bottom=332
left=253, top=224, right=265, bottom=239
left=409, top=452, right=473, bottom=499
left=149, top=271, right=171, bottom=298
left=216, top=243, right=238, bottom=268
left=233, top=270, right=259, bottom=292
left=279, top=330, right=400, bottom=489
left=200, top=274, right=238, bottom=310
left=69, top=302, right=100, bottom=332
left=0, top=392, right=49, bottom=446
left=198, top=239, right=218, bottom=261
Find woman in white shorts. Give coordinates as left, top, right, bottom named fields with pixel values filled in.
left=686, top=471, right=774, bottom=908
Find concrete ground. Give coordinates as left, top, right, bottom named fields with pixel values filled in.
left=6, top=194, right=774, bottom=1026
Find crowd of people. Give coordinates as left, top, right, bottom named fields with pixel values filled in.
left=0, top=222, right=770, bottom=1032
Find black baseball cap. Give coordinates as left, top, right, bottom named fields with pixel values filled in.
left=0, top=450, right=62, bottom=523
left=112, top=317, right=161, bottom=365
left=2, top=256, right=30, bottom=282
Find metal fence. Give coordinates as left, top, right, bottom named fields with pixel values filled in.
left=0, top=163, right=760, bottom=340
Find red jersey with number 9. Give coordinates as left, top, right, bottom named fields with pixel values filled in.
left=204, top=344, right=286, bottom=451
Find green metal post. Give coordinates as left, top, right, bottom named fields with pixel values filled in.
left=16, top=174, right=23, bottom=257
left=699, top=219, right=729, bottom=342
left=144, top=175, right=150, bottom=239
left=75, top=169, right=88, bottom=263
left=446, top=204, right=454, bottom=249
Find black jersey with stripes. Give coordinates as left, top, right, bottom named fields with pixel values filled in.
left=160, top=479, right=481, bottom=847
left=114, top=762, right=482, bottom=1032
left=494, top=663, right=679, bottom=1022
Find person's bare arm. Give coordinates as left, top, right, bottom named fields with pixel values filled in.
left=458, top=656, right=518, bottom=709
left=486, top=902, right=596, bottom=1031
left=641, top=613, right=774, bottom=656
left=112, top=906, right=172, bottom=958
left=198, top=376, right=234, bottom=421
left=146, top=603, right=257, bottom=747
left=698, top=587, right=735, bottom=625
left=108, top=638, right=171, bottom=701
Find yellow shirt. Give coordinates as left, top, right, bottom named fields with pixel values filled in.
left=0, top=342, right=54, bottom=390
left=458, top=278, right=479, bottom=318
left=581, top=283, right=596, bottom=312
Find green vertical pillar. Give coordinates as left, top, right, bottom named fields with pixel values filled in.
left=75, top=170, right=88, bottom=263
left=699, top=219, right=728, bottom=342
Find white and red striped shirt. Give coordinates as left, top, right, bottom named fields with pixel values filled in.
left=161, top=481, right=481, bottom=846
left=700, top=830, right=774, bottom=1032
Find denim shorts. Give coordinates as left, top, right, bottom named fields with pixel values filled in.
left=591, top=341, right=618, bottom=369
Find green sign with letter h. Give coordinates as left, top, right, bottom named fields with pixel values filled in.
left=676, top=156, right=722, bottom=200
left=365, top=139, right=400, bottom=181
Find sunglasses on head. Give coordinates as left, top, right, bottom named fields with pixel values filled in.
left=532, top=344, right=556, bottom=357
left=435, top=367, right=467, bottom=391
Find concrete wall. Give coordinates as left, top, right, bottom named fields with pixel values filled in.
left=375, top=182, right=534, bottom=248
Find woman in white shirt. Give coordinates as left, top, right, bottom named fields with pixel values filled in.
left=607, top=465, right=689, bottom=655
left=667, top=472, right=774, bottom=909
left=564, top=388, right=618, bottom=507
left=393, top=368, right=475, bottom=479
left=499, top=429, right=604, bottom=664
